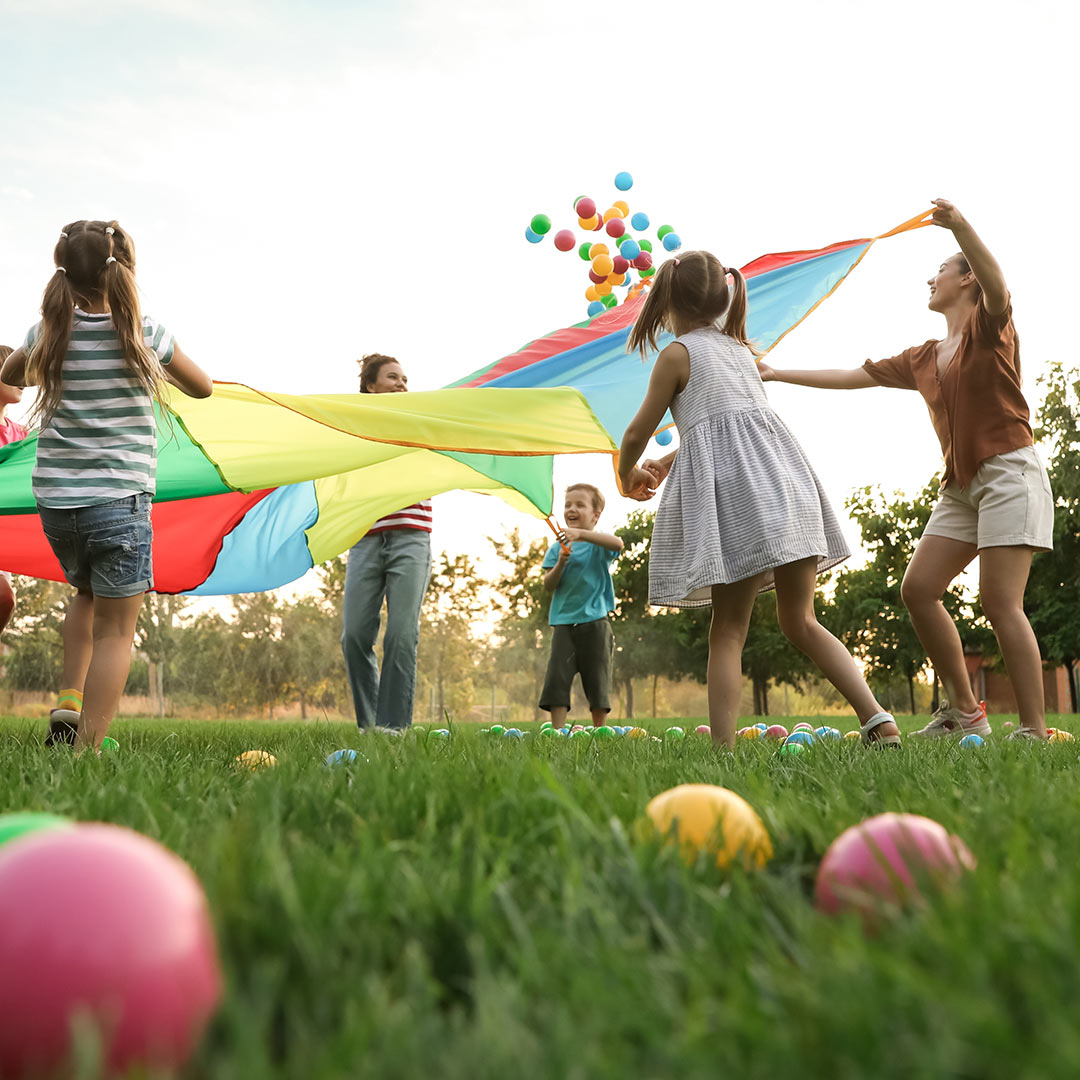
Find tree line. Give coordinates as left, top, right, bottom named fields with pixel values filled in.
left=2, top=363, right=1077, bottom=719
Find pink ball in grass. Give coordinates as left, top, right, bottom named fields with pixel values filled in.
left=695, top=724, right=711, bottom=735
left=792, top=723, right=815, bottom=733
left=763, top=724, right=789, bottom=740
left=553, top=229, right=576, bottom=252
left=815, top=812, right=976, bottom=930
left=0, top=824, right=222, bottom=1078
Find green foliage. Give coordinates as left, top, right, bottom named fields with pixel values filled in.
left=0, top=576, right=68, bottom=690
left=3, top=715, right=1079, bottom=1079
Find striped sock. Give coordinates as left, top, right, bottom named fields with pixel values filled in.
left=57, top=688, right=83, bottom=713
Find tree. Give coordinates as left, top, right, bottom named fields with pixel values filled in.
left=1028, top=362, right=1080, bottom=711
left=0, top=577, right=69, bottom=692
left=281, top=597, right=347, bottom=718
left=135, top=594, right=187, bottom=716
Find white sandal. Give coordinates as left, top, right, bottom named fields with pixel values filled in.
left=861, top=711, right=902, bottom=748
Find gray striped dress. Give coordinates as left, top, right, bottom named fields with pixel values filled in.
left=648, top=326, right=850, bottom=607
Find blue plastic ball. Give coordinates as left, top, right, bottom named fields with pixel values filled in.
left=525, top=227, right=543, bottom=244
left=620, top=239, right=641, bottom=261
left=631, top=212, right=650, bottom=231
left=504, top=728, right=525, bottom=738
left=614, top=171, right=633, bottom=191
left=655, top=429, right=673, bottom=446
left=815, top=726, right=842, bottom=740
left=959, top=733, right=985, bottom=749
left=324, top=748, right=361, bottom=766
left=785, top=731, right=816, bottom=748
left=662, top=232, right=682, bottom=251
left=587, top=301, right=605, bottom=317
left=754, top=723, right=769, bottom=731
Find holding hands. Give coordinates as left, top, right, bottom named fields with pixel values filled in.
left=621, top=465, right=659, bottom=502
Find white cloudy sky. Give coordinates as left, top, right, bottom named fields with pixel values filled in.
left=1, top=0, right=1075, bottom=588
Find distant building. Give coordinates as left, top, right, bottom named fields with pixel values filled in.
left=964, top=650, right=1076, bottom=714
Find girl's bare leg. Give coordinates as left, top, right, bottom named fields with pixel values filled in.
left=707, top=574, right=766, bottom=748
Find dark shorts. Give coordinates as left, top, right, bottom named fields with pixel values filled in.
left=539, top=618, right=614, bottom=713
left=38, top=493, right=154, bottom=599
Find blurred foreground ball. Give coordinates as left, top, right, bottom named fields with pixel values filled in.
left=235, top=749, right=276, bottom=770
left=645, top=784, right=772, bottom=869
left=0, top=824, right=221, bottom=1078
left=324, top=748, right=364, bottom=766
left=1049, top=729, right=1074, bottom=743
left=815, top=812, right=976, bottom=928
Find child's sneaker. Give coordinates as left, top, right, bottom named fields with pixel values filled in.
left=913, top=700, right=991, bottom=739
left=45, top=708, right=80, bottom=747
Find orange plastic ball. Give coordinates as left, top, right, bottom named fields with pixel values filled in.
left=592, top=254, right=615, bottom=277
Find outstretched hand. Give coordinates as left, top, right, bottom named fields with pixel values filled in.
left=621, top=466, right=658, bottom=502
left=930, top=198, right=967, bottom=232
left=756, top=360, right=776, bottom=382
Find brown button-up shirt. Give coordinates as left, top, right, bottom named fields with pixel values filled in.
left=862, top=301, right=1032, bottom=490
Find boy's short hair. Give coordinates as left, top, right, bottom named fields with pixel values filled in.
left=566, top=483, right=604, bottom=514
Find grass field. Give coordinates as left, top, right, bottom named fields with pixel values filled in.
left=3, top=713, right=1080, bottom=1080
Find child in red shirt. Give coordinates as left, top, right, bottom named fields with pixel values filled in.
left=0, top=344, right=29, bottom=635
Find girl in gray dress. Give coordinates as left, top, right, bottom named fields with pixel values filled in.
left=617, top=250, right=900, bottom=749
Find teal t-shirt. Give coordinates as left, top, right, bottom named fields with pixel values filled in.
left=542, top=540, right=618, bottom=625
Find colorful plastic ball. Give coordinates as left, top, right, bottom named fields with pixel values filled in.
left=792, top=723, right=815, bottom=733
left=525, top=227, right=543, bottom=244
left=612, top=255, right=630, bottom=275
left=662, top=232, right=682, bottom=251
left=101, top=736, right=120, bottom=753
left=657, top=225, right=674, bottom=240
left=596, top=281, right=612, bottom=297
left=613, top=200, right=630, bottom=216
left=620, top=239, right=641, bottom=261
left=0, top=812, right=72, bottom=852
left=785, top=731, right=815, bottom=748
left=754, top=723, right=769, bottom=731
left=959, top=734, right=985, bottom=749
left=814, top=812, right=976, bottom=928
left=1049, top=729, right=1074, bottom=742
left=633, top=251, right=652, bottom=270
left=665, top=726, right=686, bottom=740
left=844, top=730, right=862, bottom=740
left=592, top=254, right=615, bottom=276
left=603, top=206, right=625, bottom=222
left=0, top=824, right=222, bottom=1077
left=587, top=301, right=605, bottom=317
left=235, top=749, right=276, bottom=770
left=631, top=211, right=650, bottom=230
left=324, top=748, right=363, bottom=766
left=570, top=728, right=592, bottom=740
left=539, top=726, right=558, bottom=737
left=575, top=196, right=596, bottom=219
left=503, top=728, right=524, bottom=738
left=815, top=726, right=842, bottom=740
left=593, top=216, right=605, bottom=231
left=764, top=724, right=790, bottom=740
left=428, top=728, right=451, bottom=740
left=614, top=171, right=633, bottom=191
left=530, top=213, right=551, bottom=235
left=602, top=295, right=618, bottom=309
left=737, top=727, right=759, bottom=739
left=779, top=741, right=807, bottom=757
left=1003, top=721, right=1015, bottom=729
left=605, top=217, right=626, bottom=238
left=695, top=724, right=711, bottom=735
left=655, top=429, right=673, bottom=446
left=588, top=269, right=606, bottom=285
left=593, top=726, right=617, bottom=739
left=627, top=727, right=649, bottom=738
left=489, top=724, right=505, bottom=735
left=585, top=285, right=600, bottom=303
left=553, top=229, right=576, bottom=252
left=639, top=239, right=653, bottom=252
left=578, top=242, right=593, bottom=262
left=578, top=215, right=599, bottom=231
left=645, top=784, right=772, bottom=869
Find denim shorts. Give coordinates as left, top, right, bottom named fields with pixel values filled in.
left=38, top=493, right=154, bottom=598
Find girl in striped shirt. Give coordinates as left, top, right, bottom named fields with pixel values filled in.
left=1, top=220, right=213, bottom=750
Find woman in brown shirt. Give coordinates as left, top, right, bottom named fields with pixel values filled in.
left=759, top=200, right=1054, bottom=739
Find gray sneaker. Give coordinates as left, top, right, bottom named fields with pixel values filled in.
left=913, top=700, right=991, bottom=739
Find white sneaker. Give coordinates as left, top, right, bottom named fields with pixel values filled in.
left=913, top=700, right=991, bottom=739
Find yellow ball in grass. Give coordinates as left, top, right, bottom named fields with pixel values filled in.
left=627, top=727, right=649, bottom=738
left=235, top=749, right=277, bottom=770
left=645, top=783, right=773, bottom=870
left=1049, top=730, right=1074, bottom=743
left=736, top=726, right=762, bottom=739
left=844, top=730, right=862, bottom=740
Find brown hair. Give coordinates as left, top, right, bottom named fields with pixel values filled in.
left=358, top=353, right=400, bottom=393
left=627, top=250, right=757, bottom=358
left=952, top=253, right=983, bottom=303
left=0, top=346, right=12, bottom=364
left=566, top=483, right=605, bottom=514
left=25, top=220, right=165, bottom=427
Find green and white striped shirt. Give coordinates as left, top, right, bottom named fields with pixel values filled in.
left=24, top=309, right=175, bottom=508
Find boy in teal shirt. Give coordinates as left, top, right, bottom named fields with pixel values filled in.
left=540, top=484, right=624, bottom=727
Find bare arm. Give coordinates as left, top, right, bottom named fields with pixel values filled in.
left=618, top=342, right=689, bottom=491
left=1, top=347, right=28, bottom=387
left=560, top=529, right=624, bottom=553
left=930, top=198, right=1009, bottom=316
left=758, top=361, right=876, bottom=389
left=165, top=344, right=213, bottom=399
left=543, top=549, right=571, bottom=590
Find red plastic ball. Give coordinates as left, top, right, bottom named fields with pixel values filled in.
left=605, top=217, right=626, bottom=238
left=588, top=269, right=606, bottom=284
left=0, top=824, right=222, bottom=1077
left=612, top=255, right=629, bottom=275
left=815, top=812, right=976, bottom=930
left=553, top=229, right=576, bottom=252
left=574, top=196, right=596, bottom=220
left=633, top=252, right=653, bottom=270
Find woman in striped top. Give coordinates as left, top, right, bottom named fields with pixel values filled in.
left=341, top=353, right=432, bottom=730
left=1, top=220, right=213, bottom=751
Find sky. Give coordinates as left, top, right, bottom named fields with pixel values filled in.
left=1, top=0, right=1076, bottom=594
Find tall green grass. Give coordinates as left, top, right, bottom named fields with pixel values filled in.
left=1, top=715, right=1078, bottom=1079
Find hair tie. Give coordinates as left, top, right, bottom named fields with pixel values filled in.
left=55, top=266, right=67, bottom=274
left=673, top=257, right=680, bottom=266
left=105, top=226, right=115, bottom=236
left=105, top=256, right=117, bottom=265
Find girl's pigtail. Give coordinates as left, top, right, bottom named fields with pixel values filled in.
left=722, top=266, right=760, bottom=355
left=25, top=228, right=78, bottom=426
left=627, top=261, right=674, bottom=359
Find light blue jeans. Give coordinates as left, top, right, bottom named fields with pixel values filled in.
left=341, top=529, right=431, bottom=729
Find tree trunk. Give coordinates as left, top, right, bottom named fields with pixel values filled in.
left=624, top=677, right=635, bottom=719
left=907, top=671, right=916, bottom=715
left=437, top=672, right=446, bottom=721
left=156, top=662, right=165, bottom=718
left=1068, top=658, right=1078, bottom=715
left=761, top=679, right=769, bottom=717
left=147, top=661, right=158, bottom=713
left=300, top=690, right=307, bottom=720
left=751, top=680, right=761, bottom=717
left=651, top=674, right=658, bottom=718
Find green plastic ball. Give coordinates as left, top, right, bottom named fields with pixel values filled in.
left=779, top=742, right=807, bottom=757
left=639, top=267, right=655, bottom=278
left=602, top=295, right=618, bottom=308
left=0, top=812, right=72, bottom=851
left=592, top=726, right=617, bottom=739
left=570, top=728, right=592, bottom=740
left=657, top=225, right=674, bottom=240
left=539, top=726, right=558, bottom=738
left=639, top=239, right=653, bottom=253
left=530, top=214, right=552, bottom=236
left=578, top=242, right=593, bottom=262
left=101, top=736, right=120, bottom=753
left=490, top=724, right=505, bottom=735
left=665, top=726, right=686, bottom=739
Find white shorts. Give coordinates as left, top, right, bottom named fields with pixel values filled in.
left=924, top=446, right=1053, bottom=551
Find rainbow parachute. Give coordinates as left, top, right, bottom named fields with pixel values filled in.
left=0, top=212, right=929, bottom=594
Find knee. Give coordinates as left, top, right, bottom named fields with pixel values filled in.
left=981, top=590, right=1021, bottom=627
left=900, top=574, right=935, bottom=613
left=777, top=609, right=816, bottom=649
